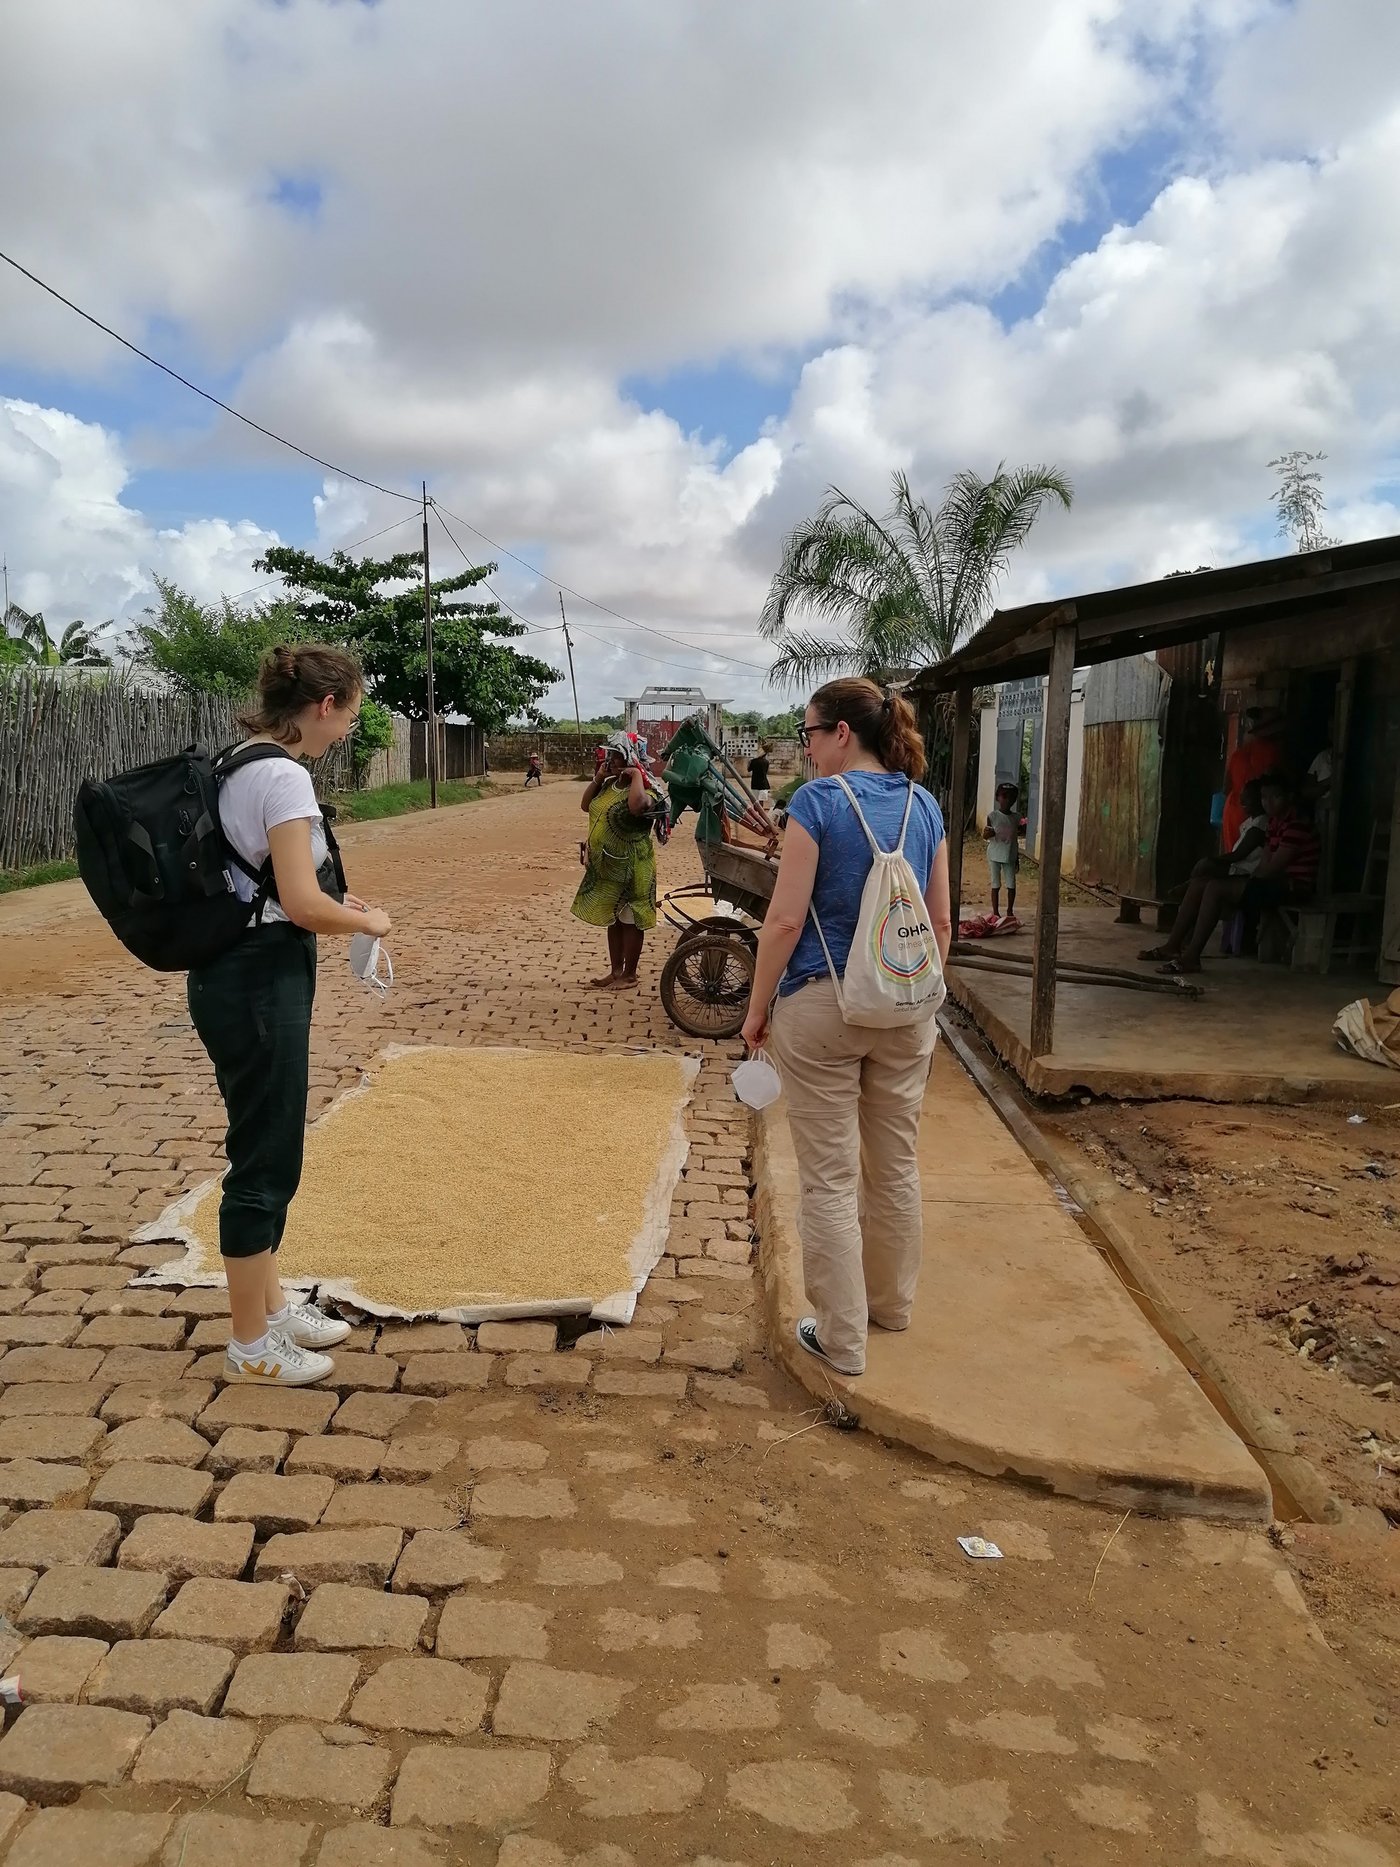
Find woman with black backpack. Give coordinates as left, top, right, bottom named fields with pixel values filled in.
left=190, top=644, right=392, bottom=1386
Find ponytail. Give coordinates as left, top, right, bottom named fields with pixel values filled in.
left=808, top=678, right=926, bottom=784
left=238, top=643, right=365, bottom=746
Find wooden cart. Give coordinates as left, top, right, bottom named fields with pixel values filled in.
left=658, top=723, right=781, bottom=1040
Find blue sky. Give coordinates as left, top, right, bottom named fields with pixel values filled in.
left=3, top=0, right=1397, bottom=713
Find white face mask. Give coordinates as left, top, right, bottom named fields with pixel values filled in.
left=349, top=932, right=393, bottom=995
left=732, top=1050, right=781, bottom=1110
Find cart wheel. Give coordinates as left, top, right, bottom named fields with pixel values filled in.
left=660, top=933, right=755, bottom=1040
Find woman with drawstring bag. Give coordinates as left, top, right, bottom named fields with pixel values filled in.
left=740, top=679, right=952, bottom=1378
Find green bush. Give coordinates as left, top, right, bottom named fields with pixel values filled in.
left=350, top=697, right=396, bottom=782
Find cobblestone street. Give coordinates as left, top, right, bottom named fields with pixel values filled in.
left=0, top=784, right=1395, bottom=1866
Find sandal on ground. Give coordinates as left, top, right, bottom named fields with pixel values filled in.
left=1157, top=958, right=1201, bottom=975
left=1138, top=945, right=1175, bottom=961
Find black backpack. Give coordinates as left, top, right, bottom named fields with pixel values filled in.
left=73, top=742, right=340, bottom=973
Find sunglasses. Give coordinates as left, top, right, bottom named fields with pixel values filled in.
left=797, top=722, right=838, bottom=749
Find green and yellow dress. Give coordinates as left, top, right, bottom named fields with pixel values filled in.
left=571, top=780, right=658, bottom=930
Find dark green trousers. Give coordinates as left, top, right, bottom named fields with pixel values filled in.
left=188, top=923, right=317, bottom=1259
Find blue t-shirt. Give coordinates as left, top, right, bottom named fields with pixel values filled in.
left=780, top=771, right=945, bottom=995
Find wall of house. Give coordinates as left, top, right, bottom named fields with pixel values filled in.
left=1074, top=657, right=1167, bottom=899
left=976, top=701, right=998, bottom=827
left=1220, top=593, right=1400, bottom=691
left=980, top=680, right=1084, bottom=873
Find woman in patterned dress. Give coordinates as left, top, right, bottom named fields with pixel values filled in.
left=572, top=737, right=659, bottom=989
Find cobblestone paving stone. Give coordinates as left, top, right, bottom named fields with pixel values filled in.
left=0, top=786, right=1395, bottom=1864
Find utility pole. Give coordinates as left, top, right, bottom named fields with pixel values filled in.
left=560, top=592, right=584, bottom=752
left=422, top=484, right=438, bottom=809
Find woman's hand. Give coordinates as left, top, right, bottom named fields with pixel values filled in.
left=361, top=907, right=392, bottom=937
left=343, top=893, right=368, bottom=912
left=741, top=1004, right=770, bottom=1051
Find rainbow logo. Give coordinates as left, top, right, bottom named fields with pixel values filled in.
left=873, top=889, right=935, bottom=982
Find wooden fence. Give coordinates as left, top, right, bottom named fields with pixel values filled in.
left=0, top=671, right=394, bottom=873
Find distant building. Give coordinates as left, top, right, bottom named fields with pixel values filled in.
left=616, top=686, right=731, bottom=754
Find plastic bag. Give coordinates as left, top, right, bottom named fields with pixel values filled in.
left=732, top=1050, right=781, bottom=1110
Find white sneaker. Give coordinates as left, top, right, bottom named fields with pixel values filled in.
left=274, top=1301, right=351, bottom=1350
left=224, top=1334, right=335, bottom=1386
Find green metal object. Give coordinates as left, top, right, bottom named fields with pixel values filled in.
left=661, top=717, right=731, bottom=843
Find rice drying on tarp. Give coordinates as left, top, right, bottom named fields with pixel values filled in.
left=134, top=1044, right=701, bottom=1324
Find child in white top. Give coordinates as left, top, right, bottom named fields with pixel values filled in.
left=983, top=781, right=1021, bottom=919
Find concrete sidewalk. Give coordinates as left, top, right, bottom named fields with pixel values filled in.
left=757, top=1037, right=1273, bottom=1520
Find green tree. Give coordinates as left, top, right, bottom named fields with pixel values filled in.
left=57, top=620, right=110, bottom=666
left=256, top=546, right=560, bottom=732
left=1269, top=450, right=1340, bottom=553
left=350, top=696, right=396, bottom=781
left=132, top=579, right=308, bottom=697
left=2, top=603, right=53, bottom=664
left=758, top=464, right=1074, bottom=687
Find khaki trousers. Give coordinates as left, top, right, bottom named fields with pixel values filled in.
left=769, top=979, right=937, bottom=1374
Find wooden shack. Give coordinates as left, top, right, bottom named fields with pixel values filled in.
left=917, top=537, right=1400, bottom=1064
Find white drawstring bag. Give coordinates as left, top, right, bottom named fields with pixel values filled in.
left=349, top=933, right=394, bottom=996
left=809, top=775, right=945, bottom=1028
left=732, top=1049, right=782, bottom=1110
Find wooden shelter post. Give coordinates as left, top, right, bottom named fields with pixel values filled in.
left=1030, top=621, right=1077, bottom=1058
left=944, top=681, right=974, bottom=936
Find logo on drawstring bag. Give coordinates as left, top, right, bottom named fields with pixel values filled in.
left=806, top=775, right=945, bottom=1028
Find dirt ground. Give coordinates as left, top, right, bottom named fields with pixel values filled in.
left=1044, top=1094, right=1400, bottom=1696
left=1, top=785, right=1399, bottom=1862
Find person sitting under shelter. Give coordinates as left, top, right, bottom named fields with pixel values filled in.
left=1221, top=706, right=1283, bottom=853
left=1140, top=774, right=1319, bottom=974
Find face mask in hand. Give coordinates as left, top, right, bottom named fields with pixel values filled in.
left=349, top=932, right=393, bottom=995
left=732, top=1050, right=781, bottom=1110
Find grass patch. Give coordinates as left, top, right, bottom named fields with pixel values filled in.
left=0, top=858, right=80, bottom=895
left=328, top=779, right=486, bottom=823
left=775, top=775, right=806, bottom=807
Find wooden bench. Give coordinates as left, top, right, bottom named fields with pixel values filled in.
left=1262, top=894, right=1383, bottom=972
left=1114, top=895, right=1175, bottom=932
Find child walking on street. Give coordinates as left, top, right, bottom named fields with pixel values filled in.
left=983, top=782, right=1020, bottom=919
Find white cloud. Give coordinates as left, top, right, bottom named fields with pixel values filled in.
left=0, top=399, right=279, bottom=630
left=2, top=0, right=1399, bottom=716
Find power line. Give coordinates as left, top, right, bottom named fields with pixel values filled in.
left=437, top=502, right=738, bottom=684
left=572, top=623, right=741, bottom=682
left=222, top=511, right=423, bottom=606
left=0, top=247, right=419, bottom=504
left=0, top=247, right=773, bottom=675
left=430, top=497, right=771, bottom=673
left=429, top=505, right=558, bottom=634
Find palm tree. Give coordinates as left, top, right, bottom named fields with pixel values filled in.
left=2, top=603, right=53, bottom=664
left=759, top=464, right=1073, bottom=688
left=57, top=619, right=110, bottom=666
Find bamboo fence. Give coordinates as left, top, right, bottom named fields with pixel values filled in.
left=0, top=671, right=385, bottom=872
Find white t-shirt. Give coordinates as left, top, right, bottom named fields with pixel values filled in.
left=217, top=753, right=327, bottom=926
left=1229, top=811, right=1269, bottom=877
left=1308, top=749, right=1332, bottom=786
left=986, top=808, right=1019, bottom=864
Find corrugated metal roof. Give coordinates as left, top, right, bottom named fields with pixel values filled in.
left=918, top=534, right=1400, bottom=692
